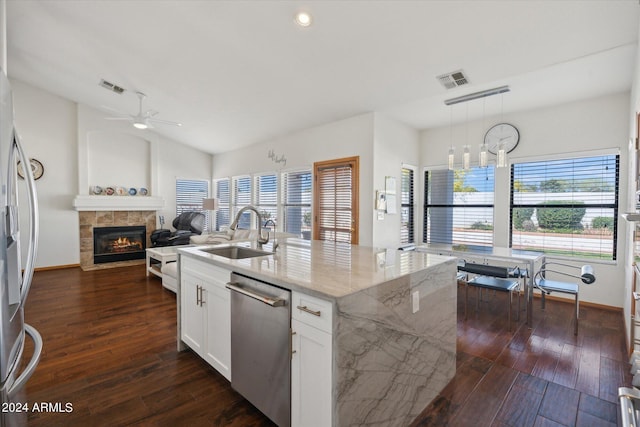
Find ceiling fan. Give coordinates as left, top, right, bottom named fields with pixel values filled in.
left=104, top=91, right=182, bottom=129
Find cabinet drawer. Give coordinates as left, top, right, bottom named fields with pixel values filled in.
left=181, top=256, right=230, bottom=285
left=292, top=292, right=333, bottom=333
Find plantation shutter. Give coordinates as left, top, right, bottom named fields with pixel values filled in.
left=282, top=170, right=312, bottom=240
left=400, top=167, right=415, bottom=244
left=232, top=176, right=252, bottom=229
left=316, top=164, right=354, bottom=243
left=176, top=178, right=209, bottom=229
left=253, top=173, right=278, bottom=227
left=214, top=178, right=230, bottom=231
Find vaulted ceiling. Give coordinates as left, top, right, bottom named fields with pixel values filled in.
left=6, top=1, right=639, bottom=154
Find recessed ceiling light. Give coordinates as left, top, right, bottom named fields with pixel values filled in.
left=294, top=11, right=312, bottom=27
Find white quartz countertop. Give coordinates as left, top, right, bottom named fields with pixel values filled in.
left=178, top=240, right=456, bottom=299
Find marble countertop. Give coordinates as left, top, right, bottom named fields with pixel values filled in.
left=178, top=240, right=455, bottom=299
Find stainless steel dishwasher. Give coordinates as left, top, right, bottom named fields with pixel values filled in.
left=226, top=272, right=291, bottom=427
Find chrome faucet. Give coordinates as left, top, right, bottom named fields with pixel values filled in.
left=263, top=219, right=279, bottom=253
left=230, top=205, right=269, bottom=248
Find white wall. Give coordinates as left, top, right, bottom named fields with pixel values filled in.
left=12, top=79, right=79, bottom=268
left=11, top=79, right=212, bottom=268
left=420, top=92, right=631, bottom=308
left=372, top=113, right=419, bottom=248
left=623, top=21, right=640, bottom=351
left=212, top=113, right=376, bottom=246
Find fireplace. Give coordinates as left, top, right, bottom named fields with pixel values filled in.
left=93, top=226, right=146, bottom=264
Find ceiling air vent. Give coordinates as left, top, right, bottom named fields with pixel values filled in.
left=436, top=70, right=469, bottom=90
left=98, top=79, right=125, bottom=94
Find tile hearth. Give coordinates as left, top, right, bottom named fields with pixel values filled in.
left=79, top=210, right=156, bottom=271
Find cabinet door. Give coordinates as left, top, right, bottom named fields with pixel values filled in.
left=203, top=281, right=231, bottom=381
left=291, top=319, right=332, bottom=427
left=180, top=273, right=204, bottom=355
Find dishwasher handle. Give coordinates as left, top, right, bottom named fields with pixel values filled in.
left=226, top=282, right=287, bottom=307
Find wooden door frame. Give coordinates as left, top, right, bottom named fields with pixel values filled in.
left=313, top=156, right=359, bottom=244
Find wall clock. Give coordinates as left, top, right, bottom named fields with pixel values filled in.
left=17, top=158, right=44, bottom=180
left=484, top=123, right=520, bottom=155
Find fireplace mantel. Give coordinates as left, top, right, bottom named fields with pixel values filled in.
left=73, top=195, right=165, bottom=211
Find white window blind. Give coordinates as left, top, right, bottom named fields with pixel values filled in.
left=282, top=170, right=312, bottom=240
left=232, top=176, right=252, bottom=229
left=176, top=178, right=209, bottom=229
left=213, top=178, right=230, bottom=231
left=511, top=154, right=619, bottom=260
left=423, top=166, right=495, bottom=247
left=317, top=164, right=353, bottom=243
left=253, top=173, right=278, bottom=228
left=401, top=167, right=415, bottom=244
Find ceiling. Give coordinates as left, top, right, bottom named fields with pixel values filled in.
left=6, top=1, right=640, bottom=155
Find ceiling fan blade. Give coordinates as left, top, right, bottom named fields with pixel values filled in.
left=104, top=117, right=133, bottom=121
left=147, top=118, right=182, bottom=127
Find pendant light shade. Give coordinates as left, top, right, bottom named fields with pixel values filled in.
left=479, top=143, right=488, bottom=168
left=497, top=142, right=507, bottom=168
left=448, top=147, right=455, bottom=170
left=463, top=145, right=470, bottom=170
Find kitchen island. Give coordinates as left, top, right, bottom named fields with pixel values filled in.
left=177, top=240, right=457, bottom=427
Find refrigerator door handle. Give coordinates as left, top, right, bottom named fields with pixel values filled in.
left=13, top=131, right=39, bottom=305
left=7, top=324, right=42, bottom=398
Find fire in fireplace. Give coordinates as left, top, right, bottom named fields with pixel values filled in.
left=93, top=226, right=146, bottom=264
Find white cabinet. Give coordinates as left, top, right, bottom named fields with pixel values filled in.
left=291, top=292, right=333, bottom=427
left=180, top=257, right=232, bottom=381
left=181, top=272, right=205, bottom=355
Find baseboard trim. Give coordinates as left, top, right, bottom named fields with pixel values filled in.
left=533, top=292, right=621, bottom=312
left=35, top=264, right=81, bottom=272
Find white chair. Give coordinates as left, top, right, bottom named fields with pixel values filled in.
left=533, top=262, right=596, bottom=335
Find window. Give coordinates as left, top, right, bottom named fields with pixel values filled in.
left=511, top=154, right=619, bottom=260
left=314, top=157, right=359, bottom=244
left=176, top=178, right=209, bottom=229
left=253, top=173, right=278, bottom=227
left=400, top=166, right=415, bottom=244
left=213, top=178, right=230, bottom=231
left=282, top=170, right=312, bottom=240
left=232, top=176, right=252, bottom=229
left=423, top=166, right=495, bottom=247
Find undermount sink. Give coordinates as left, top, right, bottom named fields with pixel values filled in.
left=201, top=246, right=273, bottom=259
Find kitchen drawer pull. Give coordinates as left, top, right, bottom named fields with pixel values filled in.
left=297, top=305, right=321, bottom=317
left=226, top=282, right=286, bottom=307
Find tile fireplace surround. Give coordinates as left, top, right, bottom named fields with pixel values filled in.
left=79, top=210, right=156, bottom=271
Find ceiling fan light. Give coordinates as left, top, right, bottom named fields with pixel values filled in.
left=133, top=121, right=147, bottom=130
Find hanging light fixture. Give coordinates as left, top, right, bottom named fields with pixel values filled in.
left=462, top=104, right=470, bottom=170
left=443, top=85, right=510, bottom=169
left=496, top=92, right=508, bottom=168
left=448, top=106, right=455, bottom=170
left=479, top=98, right=488, bottom=167
left=463, top=145, right=470, bottom=170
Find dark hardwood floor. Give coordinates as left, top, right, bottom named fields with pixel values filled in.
left=13, top=265, right=632, bottom=426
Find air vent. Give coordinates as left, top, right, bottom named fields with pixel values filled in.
left=436, top=70, right=469, bottom=89
left=98, top=79, right=125, bottom=94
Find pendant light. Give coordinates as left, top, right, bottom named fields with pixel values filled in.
left=447, top=106, right=455, bottom=170
left=496, top=93, right=508, bottom=168
left=463, top=104, right=470, bottom=170
left=479, top=98, right=488, bottom=167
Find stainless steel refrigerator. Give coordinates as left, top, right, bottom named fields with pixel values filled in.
left=0, top=69, right=42, bottom=426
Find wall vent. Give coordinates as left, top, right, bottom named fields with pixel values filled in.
left=99, top=79, right=125, bottom=94
left=436, top=70, right=469, bottom=89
